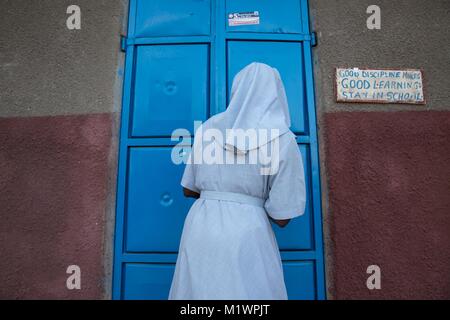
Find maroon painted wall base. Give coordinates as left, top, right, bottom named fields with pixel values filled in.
left=1, top=110, right=449, bottom=299
left=324, top=110, right=450, bottom=299
left=0, top=113, right=112, bottom=299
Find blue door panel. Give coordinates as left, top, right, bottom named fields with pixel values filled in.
left=125, top=147, right=194, bottom=252
left=135, top=0, right=211, bottom=37
left=121, top=261, right=315, bottom=300
left=227, top=41, right=307, bottom=135
left=225, top=0, right=303, bottom=34
left=126, top=144, right=312, bottom=252
left=122, top=263, right=175, bottom=299
left=273, top=144, right=313, bottom=250
left=131, top=44, right=209, bottom=137
left=283, top=261, right=316, bottom=300
left=114, top=0, right=326, bottom=300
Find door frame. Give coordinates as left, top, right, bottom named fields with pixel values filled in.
left=112, top=0, right=326, bottom=300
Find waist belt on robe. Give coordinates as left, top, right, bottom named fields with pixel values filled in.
left=200, top=190, right=265, bottom=208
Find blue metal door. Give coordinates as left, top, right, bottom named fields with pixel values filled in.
left=113, top=0, right=325, bottom=300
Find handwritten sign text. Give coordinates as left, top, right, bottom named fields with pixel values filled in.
left=336, top=68, right=425, bottom=104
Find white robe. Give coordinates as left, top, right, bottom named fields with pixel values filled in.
left=169, top=63, right=306, bottom=300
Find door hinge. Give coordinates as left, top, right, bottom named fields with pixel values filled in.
left=310, top=31, right=317, bottom=47
left=120, top=34, right=127, bottom=52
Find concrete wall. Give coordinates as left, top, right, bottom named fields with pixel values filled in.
left=0, top=0, right=127, bottom=299
left=310, top=0, right=450, bottom=299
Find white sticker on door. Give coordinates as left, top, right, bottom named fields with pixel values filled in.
left=228, top=11, right=260, bottom=26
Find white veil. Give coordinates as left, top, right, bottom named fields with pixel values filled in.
left=209, top=62, right=291, bottom=153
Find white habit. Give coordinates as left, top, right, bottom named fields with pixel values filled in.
left=169, top=62, right=306, bottom=299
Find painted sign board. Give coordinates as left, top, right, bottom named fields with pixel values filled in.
left=335, top=68, right=425, bottom=104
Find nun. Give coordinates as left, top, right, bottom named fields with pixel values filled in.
left=169, top=62, right=306, bottom=300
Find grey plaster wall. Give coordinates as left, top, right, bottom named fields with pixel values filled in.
left=310, top=0, right=450, bottom=114
left=309, top=0, right=450, bottom=299
left=0, top=0, right=127, bottom=117
left=0, top=0, right=128, bottom=299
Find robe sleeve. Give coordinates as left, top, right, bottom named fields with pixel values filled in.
left=264, top=136, right=307, bottom=220
left=180, top=152, right=200, bottom=193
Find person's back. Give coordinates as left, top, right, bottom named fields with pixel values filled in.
left=190, top=121, right=303, bottom=207
left=169, top=62, right=306, bottom=300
